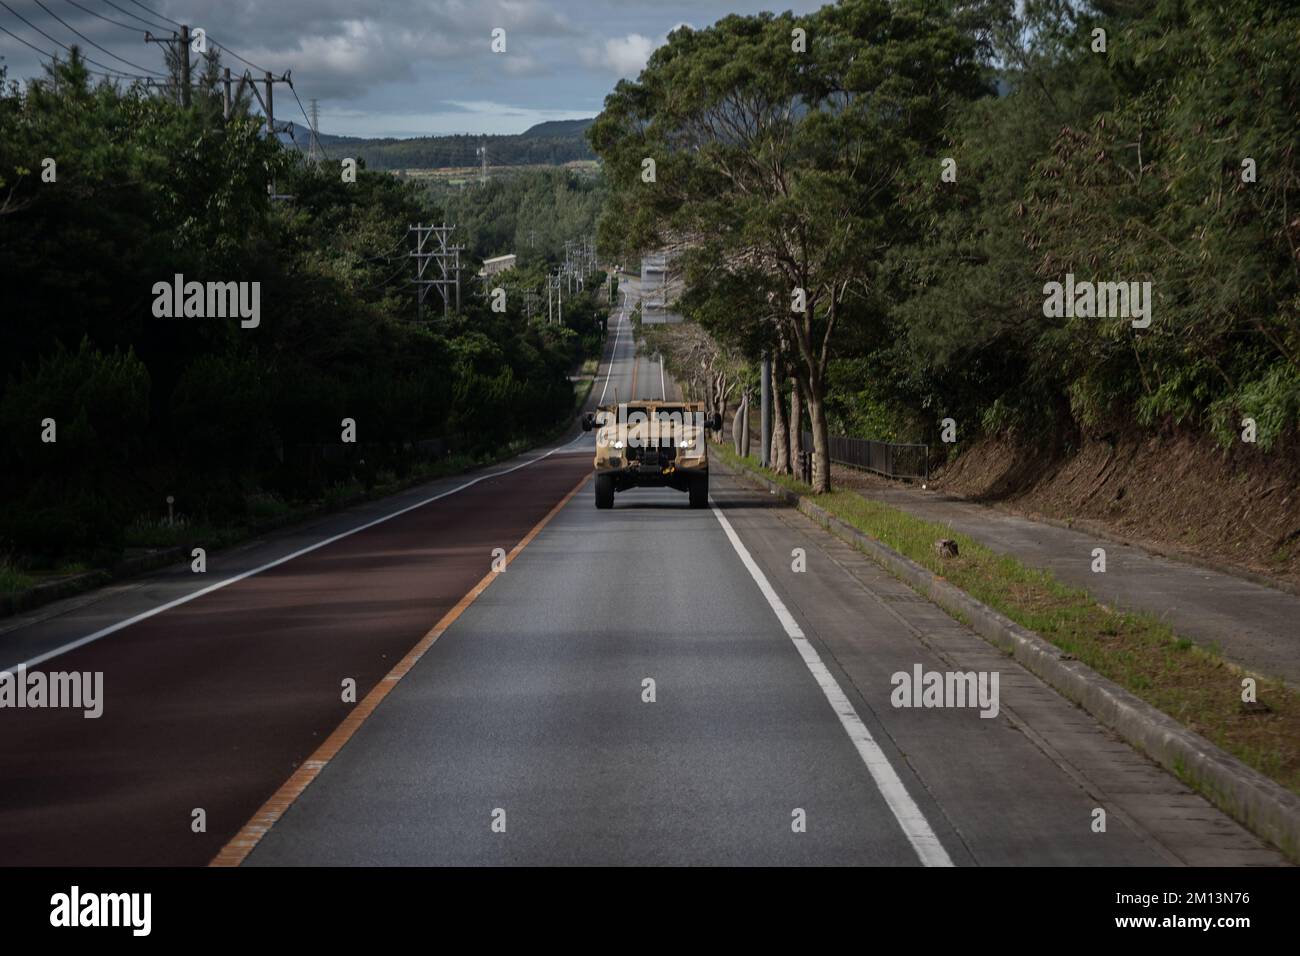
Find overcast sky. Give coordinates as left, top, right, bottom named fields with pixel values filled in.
left=0, top=0, right=825, bottom=137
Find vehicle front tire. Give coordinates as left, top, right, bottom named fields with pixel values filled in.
left=688, top=473, right=708, bottom=509
left=595, top=473, right=615, bottom=509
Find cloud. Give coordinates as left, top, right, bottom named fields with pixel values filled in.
left=591, top=33, right=657, bottom=76
left=580, top=23, right=693, bottom=78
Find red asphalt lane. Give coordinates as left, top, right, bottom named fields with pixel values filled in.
left=0, top=451, right=591, bottom=866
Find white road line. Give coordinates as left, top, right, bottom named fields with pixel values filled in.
left=11, top=309, right=633, bottom=672
left=709, top=503, right=955, bottom=867
left=17, top=288, right=630, bottom=671
left=597, top=289, right=627, bottom=406
left=660, top=354, right=666, bottom=400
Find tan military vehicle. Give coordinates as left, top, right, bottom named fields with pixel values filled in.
left=581, top=401, right=723, bottom=509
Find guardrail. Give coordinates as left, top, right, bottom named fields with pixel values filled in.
left=800, top=431, right=929, bottom=481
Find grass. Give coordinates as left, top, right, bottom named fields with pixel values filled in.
left=715, top=442, right=1300, bottom=797
left=125, top=516, right=246, bottom=551
left=0, top=557, right=36, bottom=596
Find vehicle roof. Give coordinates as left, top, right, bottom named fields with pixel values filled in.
left=595, top=400, right=705, bottom=411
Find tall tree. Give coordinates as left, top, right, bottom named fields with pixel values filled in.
left=590, top=0, right=990, bottom=490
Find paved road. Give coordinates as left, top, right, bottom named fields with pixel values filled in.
left=0, top=300, right=1285, bottom=866
left=844, top=479, right=1300, bottom=686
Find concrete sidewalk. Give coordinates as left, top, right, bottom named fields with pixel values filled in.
left=844, top=475, right=1300, bottom=687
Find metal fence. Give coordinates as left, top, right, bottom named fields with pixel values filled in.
left=800, top=432, right=929, bottom=481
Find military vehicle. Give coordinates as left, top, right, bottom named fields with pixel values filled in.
left=581, top=401, right=723, bottom=509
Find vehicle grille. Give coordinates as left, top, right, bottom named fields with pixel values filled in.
left=629, top=444, right=676, bottom=466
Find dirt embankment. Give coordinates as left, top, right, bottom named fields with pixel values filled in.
left=917, top=432, right=1300, bottom=589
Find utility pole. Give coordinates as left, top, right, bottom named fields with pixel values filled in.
left=264, top=72, right=277, bottom=140
left=476, top=139, right=487, bottom=185
left=180, top=24, right=190, bottom=107
left=409, top=223, right=464, bottom=320
left=760, top=352, right=771, bottom=468
left=238, top=69, right=293, bottom=197
left=145, top=26, right=192, bottom=107
left=307, top=98, right=322, bottom=163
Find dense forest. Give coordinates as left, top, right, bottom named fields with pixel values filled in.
left=435, top=168, right=607, bottom=263
left=306, top=118, right=596, bottom=171
left=0, top=53, right=607, bottom=570
left=592, top=0, right=1299, bottom=492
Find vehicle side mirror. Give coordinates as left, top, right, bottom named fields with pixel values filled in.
left=708, top=413, right=722, bottom=432
left=581, top=412, right=596, bottom=432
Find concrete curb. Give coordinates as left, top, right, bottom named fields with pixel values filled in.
left=721, top=455, right=1300, bottom=863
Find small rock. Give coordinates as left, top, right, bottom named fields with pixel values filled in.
left=934, top=538, right=959, bottom=558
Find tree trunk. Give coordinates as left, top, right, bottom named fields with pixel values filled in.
left=739, top=391, right=751, bottom=457
left=806, top=378, right=831, bottom=493
left=738, top=395, right=748, bottom=457
left=770, top=368, right=789, bottom=474
left=788, top=376, right=804, bottom=471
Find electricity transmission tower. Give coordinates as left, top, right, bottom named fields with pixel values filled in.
left=409, top=224, right=463, bottom=320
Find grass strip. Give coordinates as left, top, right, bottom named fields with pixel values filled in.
left=715, top=443, right=1300, bottom=797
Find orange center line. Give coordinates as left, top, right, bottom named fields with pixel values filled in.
left=209, top=471, right=592, bottom=867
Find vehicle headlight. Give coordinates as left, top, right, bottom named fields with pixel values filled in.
left=680, top=439, right=696, bottom=449
left=613, top=440, right=625, bottom=449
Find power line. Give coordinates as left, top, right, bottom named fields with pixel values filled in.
left=0, top=0, right=151, bottom=77
left=0, top=21, right=56, bottom=57
left=363, top=233, right=410, bottom=262
left=101, top=0, right=169, bottom=33
left=33, top=0, right=165, bottom=76
left=61, top=0, right=142, bottom=33
left=127, top=0, right=178, bottom=28
left=0, top=21, right=143, bottom=79
left=289, top=82, right=329, bottom=161
left=210, top=40, right=267, bottom=75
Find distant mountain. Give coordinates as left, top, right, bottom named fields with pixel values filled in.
left=278, top=118, right=598, bottom=170
left=519, top=118, right=594, bottom=138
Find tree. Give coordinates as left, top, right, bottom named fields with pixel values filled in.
left=590, top=0, right=989, bottom=490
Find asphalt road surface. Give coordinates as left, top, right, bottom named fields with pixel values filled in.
left=0, top=298, right=1285, bottom=866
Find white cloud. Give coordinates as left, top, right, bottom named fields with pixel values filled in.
left=588, top=33, right=657, bottom=77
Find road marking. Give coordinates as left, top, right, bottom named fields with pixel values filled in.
left=660, top=354, right=666, bottom=400
left=211, top=472, right=591, bottom=867
left=13, top=441, right=587, bottom=673
left=596, top=290, right=626, bottom=405
left=709, top=503, right=955, bottom=867
left=13, top=299, right=628, bottom=672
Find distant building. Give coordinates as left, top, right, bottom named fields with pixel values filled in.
left=479, top=254, right=516, bottom=277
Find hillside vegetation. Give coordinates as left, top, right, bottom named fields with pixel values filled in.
left=591, top=0, right=1299, bottom=493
